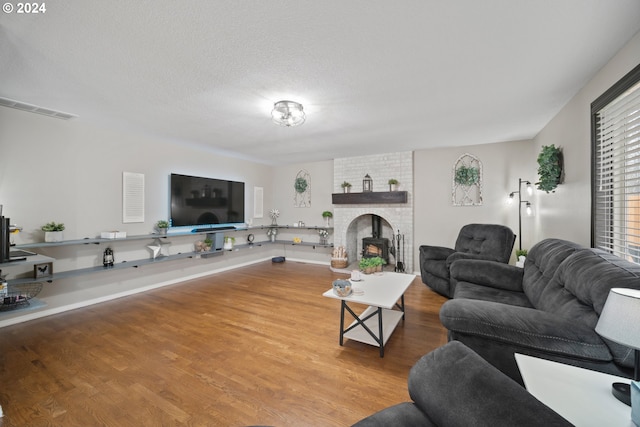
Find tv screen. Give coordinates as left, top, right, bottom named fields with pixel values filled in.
left=170, top=173, right=245, bottom=228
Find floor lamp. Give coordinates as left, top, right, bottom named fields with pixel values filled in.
left=507, top=178, right=533, bottom=251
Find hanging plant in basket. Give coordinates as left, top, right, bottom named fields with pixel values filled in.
left=537, top=144, right=563, bottom=193
left=294, top=177, right=308, bottom=193
left=454, top=165, right=480, bottom=186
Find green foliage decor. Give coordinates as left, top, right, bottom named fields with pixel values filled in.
left=322, top=211, right=333, bottom=218
left=359, top=256, right=386, bottom=270
left=341, top=181, right=352, bottom=188
left=454, top=166, right=480, bottom=186
left=516, top=249, right=528, bottom=258
left=41, top=221, right=65, bottom=232
left=294, top=177, right=308, bottom=193
left=537, top=144, right=563, bottom=193
left=156, top=220, right=169, bottom=229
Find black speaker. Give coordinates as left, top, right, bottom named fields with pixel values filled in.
left=0, top=217, right=9, bottom=263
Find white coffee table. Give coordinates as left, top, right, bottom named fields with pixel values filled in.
left=515, top=353, right=633, bottom=426
left=322, top=272, right=415, bottom=357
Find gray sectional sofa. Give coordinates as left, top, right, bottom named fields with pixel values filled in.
left=440, top=238, right=640, bottom=384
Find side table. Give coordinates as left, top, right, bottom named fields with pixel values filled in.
left=515, top=353, right=633, bottom=426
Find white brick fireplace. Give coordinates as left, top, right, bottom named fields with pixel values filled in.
left=333, top=152, right=414, bottom=272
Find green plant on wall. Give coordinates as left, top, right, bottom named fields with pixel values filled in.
left=537, top=144, right=563, bottom=193
left=294, top=177, right=308, bottom=193
left=454, top=165, right=480, bottom=186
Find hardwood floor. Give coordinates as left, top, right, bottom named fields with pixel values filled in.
left=0, top=261, right=448, bottom=426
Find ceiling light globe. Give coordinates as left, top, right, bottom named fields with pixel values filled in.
left=271, top=100, right=305, bottom=127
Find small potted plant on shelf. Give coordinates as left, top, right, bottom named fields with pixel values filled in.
left=156, top=220, right=169, bottom=235
left=223, top=236, right=235, bottom=251
left=341, top=181, right=352, bottom=193
left=388, top=179, right=399, bottom=191
left=194, top=237, right=213, bottom=253
left=515, top=249, right=528, bottom=268
left=322, top=210, right=333, bottom=227
left=41, top=221, right=65, bottom=242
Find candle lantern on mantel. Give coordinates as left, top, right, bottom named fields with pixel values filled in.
left=363, top=174, right=373, bottom=192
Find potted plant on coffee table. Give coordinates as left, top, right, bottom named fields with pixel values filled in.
left=42, top=221, right=65, bottom=242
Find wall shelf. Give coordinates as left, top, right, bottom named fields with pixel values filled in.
left=1, top=225, right=334, bottom=302
left=332, top=191, right=407, bottom=204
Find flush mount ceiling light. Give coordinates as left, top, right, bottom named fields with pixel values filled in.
left=271, top=100, right=305, bottom=127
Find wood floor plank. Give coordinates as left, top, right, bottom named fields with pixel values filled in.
left=0, top=261, right=448, bottom=426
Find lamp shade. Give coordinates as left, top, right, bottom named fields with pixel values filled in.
left=596, top=288, right=640, bottom=350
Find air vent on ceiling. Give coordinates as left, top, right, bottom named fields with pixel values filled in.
left=0, top=97, right=77, bottom=120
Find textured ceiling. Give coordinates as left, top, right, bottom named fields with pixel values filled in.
left=2, top=1, right=640, bottom=165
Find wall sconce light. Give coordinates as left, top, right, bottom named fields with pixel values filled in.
left=363, top=174, right=373, bottom=192
left=508, top=178, right=534, bottom=251
left=271, top=100, right=305, bottom=127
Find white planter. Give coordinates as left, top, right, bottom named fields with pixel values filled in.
left=45, top=231, right=64, bottom=242
left=516, top=255, right=526, bottom=268
left=223, top=241, right=234, bottom=251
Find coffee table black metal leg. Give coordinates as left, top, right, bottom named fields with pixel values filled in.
left=378, top=307, right=384, bottom=357
left=339, top=300, right=345, bottom=346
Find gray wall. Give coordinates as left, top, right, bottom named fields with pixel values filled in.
left=412, top=140, right=535, bottom=265
left=532, top=30, right=640, bottom=246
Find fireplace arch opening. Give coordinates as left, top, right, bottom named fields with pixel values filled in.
left=345, top=214, right=395, bottom=268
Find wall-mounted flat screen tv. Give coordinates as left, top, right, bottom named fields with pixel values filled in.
left=170, top=173, right=245, bottom=229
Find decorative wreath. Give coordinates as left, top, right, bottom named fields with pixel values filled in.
left=294, top=177, right=308, bottom=193
left=454, top=166, right=480, bottom=186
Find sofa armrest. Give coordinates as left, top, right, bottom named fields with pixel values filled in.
left=419, top=245, right=455, bottom=261
left=351, top=402, right=436, bottom=427
left=406, top=341, right=571, bottom=427
left=450, top=259, right=524, bottom=292
left=439, top=299, right=612, bottom=362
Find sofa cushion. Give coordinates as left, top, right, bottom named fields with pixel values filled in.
left=454, top=283, right=533, bottom=307
left=521, top=239, right=583, bottom=308
left=454, top=223, right=515, bottom=263
left=532, top=248, right=640, bottom=368
left=440, top=299, right=613, bottom=362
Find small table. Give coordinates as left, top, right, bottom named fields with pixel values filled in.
left=515, top=353, right=633, bottom=426
left=322, top=272, right=415, bottom=357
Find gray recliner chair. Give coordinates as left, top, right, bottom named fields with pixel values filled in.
left=419, top=224, right=515, bottom=297
left=352, top=341, right=570, bottom=427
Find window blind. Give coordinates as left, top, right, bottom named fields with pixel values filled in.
left=593, top=75, right=640, bottom=262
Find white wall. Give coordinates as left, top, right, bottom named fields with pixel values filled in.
left=533, top=30, right=640, bottom=246
left=0, top=107, right=280, bottom=325
left=270, top=160, right=334, bottom=227
left=0, top=106, right=338, bottom=326
left=413, top=140, right=535, bottom=268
